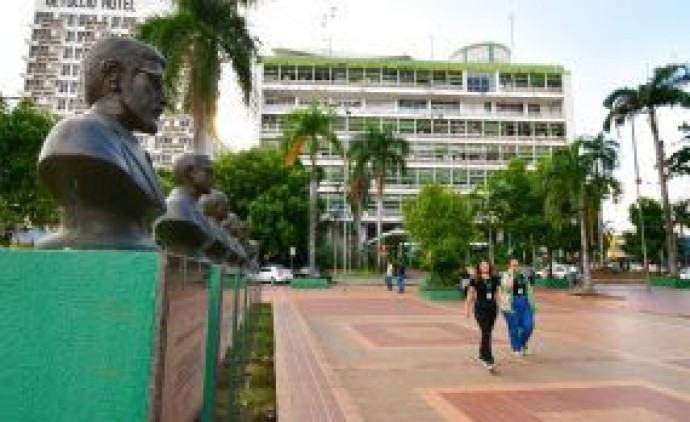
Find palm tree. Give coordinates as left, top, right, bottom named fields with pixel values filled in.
left=347, top=160, right=371, bottom=268
left=603, top=64, right=690, bottom=276
left=579, top=133, right=621, bottom=267
left=541, top=141, right=594, bottom=292
left=282, top=102, right=342, bottom=275
left=138, top=0, right=257, bottom=154
left=349, top=125, right=410, bottom=268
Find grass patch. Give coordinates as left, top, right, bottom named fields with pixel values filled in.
left=215, top=303, right=276, bottom=421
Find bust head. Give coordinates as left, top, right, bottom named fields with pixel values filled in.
left=172, top=154, right=214, bottom=198
left=35, top=37, right=167, bottom=251
left=83, top=37, right=167, bottom=135
left=199, top=190, right=230, bottom=222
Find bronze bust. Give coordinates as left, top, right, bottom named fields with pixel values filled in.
left=36, top=37, right=167, bottom=250
left=199, top=190, right=248, bottom=264
left=154, top=154, right=216, bottom=257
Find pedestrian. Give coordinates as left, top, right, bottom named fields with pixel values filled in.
left=501, top=258, right=537, bottom=356
left=396, top=261, right=406, bottom=294
left=385, top=261, right=394, bottom=291
left=464, top=260, right=508, bottom=372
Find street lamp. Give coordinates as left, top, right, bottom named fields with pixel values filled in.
left=618, top=118, right=650, bottom=290
left=341, top=107, right=352, bottom=273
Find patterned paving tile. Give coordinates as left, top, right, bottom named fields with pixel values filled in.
left=432, top=385, right=690, bottom=422
left=348, top=322, right=505, bottom=348
left=297, top=297, right=453, bottom=316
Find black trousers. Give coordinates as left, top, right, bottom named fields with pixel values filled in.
left=474, top=303, right=497, bottom=364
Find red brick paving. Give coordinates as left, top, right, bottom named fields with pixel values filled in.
left=267, top=285, right=690, bottom=421
left=350, top=322, right=506, bottom=347
left=441, top=385, right=690, bottom=421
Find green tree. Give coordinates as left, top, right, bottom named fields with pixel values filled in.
left=668, top=122, right=690, bottom=177
left=248, top=169, right=309, bottom=265
left=213, top=147, right=298, bottom=220
left=579, top=133, right=621, bottom=267
left=347, top=160, right=371, bottom=268
left=0, top=98, right=57, bottom=245
left=282, top=102, right=342, bottom=275
left=211, top=147, right=311, bottom=265
left=622, top=198, right=666, bottom=266
left=540, top=141, right=594, bottom=292
left=603, top=64, right=690, bottom=276
left=403, top=185, right=476, bottom=287
left=477, top=159, right=546, bottom=265
left=155, top=167, right=174, bottom=196
left=349, top=125, right=410, bottom=267
left=137, top=0, right=257, bottom=153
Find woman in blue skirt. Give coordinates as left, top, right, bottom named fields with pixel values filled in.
left=501, top=258, right=537, bottom=356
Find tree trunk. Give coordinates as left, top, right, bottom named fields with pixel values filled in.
left=649, top=109, right=678, bottom=276
left=193, top=100, right=208, bottom=154
left=580, top=191, right=593, bottom=293
left=309, top=155, right=318, bottom=276
left=376, top=176, right=383, bottom=270
left=354, top=203, right=363, bottom=269
left=599, top=202, right=605, bottom=268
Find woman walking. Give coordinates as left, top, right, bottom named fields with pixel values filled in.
left=502, top=258, right=537, bottom=356
left=464, top=260, right=507, bottom=371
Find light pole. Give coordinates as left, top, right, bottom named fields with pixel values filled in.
left=626, top=118, right=651, bottom=290
left=341, top=107, right=351, bottom=273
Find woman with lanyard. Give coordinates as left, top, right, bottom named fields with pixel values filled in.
left=464, top=260, right=509, bottom=372
left=502, top=258, right=537, bottom=356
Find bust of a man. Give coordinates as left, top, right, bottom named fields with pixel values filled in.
left=36, top=37, right=167, bottom=250
left=199, top=190, right=248, bottom=263
left=154, top=154, right=215, bottom=257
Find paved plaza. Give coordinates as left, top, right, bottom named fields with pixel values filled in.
left=268, top=283, right=690, bottom=421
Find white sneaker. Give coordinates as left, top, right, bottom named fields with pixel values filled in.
left=513, top=351, right=522, bottom=357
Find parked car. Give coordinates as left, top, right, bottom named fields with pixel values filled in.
left=536, top=263, right=580, bottom=281
left=251, top=265, right=293, bottom=284
left=680, top=267, right=690, bottom=280
left=295, top=266, right=332, bottom=282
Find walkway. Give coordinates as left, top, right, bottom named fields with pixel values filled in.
left=267, top=284, right=690, bottom=421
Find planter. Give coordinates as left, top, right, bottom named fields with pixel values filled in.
left=290, top=278, right=330, bottom=289
left=534, top=277, right=571, bottom=289
left=418, top=288, right=465, bottom=301
left=650, top=276, right=690, bottom=289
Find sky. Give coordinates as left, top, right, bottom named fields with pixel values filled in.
left=1, top=0, right=688, bottom=231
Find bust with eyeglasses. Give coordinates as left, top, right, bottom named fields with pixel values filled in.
left=37, top=37, right=167, bottom=250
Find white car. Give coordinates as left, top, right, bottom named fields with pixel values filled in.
left=680, top=268, right=690, bottom=280
left=537, top=264, right=579, bottom=280
left=251, top=265, right=293, bottom=284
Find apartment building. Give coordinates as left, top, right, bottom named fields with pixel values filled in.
left=258, top=43, right=573, bottom=238
left=22, top=0, right=194, bottom=168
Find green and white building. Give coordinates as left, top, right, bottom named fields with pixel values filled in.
left=258, top=43, right=573, bottom=238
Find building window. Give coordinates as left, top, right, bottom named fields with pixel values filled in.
left=348, top=67, right=364, bottom=83
left=415, top=70, right=430, bottom=85
left=418, top=169, right=434, bottom=184
left=448, top=71, right=463, bottom=87
left=63, top=47, right=72, bottom=59
left=436, top=168, right=451, bottom=184
left=453, top=169, right=468, bottom=185
left=502, top=145, right=517, bottom=160
left=281, top=66, right=296, bottom=81
left=497, top=102, right=523, bottom=115
left=527, top=103, right=541, bottom=115
left=514, top=73, right=529, bottom=88
left=467, top=73, right=491, bottom=92
left=348, top=116, right=366, bottom=132
left=432, top=119, right=449, bottom=134
left=501, top=122, right=516, bottom=137
left=517, top=145, right=534, bottom=162
left=416, top=119, right=431, bottom=134
left=297, top=66, right=313, bottom=81
left=518, top=122, right=533, bottom=137
left=263, top=65, right=278, bottom=81
left=450, top=120, right=466, bottom=135
left=535, top=122, right=549, bottom=137
left=549, top=123, right=565, bottom=138
left=487, top=145, right=500, bottom=161
left=530, top=73, right=546, bottom=89
left=66, top=31, right=75, bottom=42
left=467, top=121, right=482, bottom=136
left=381, top=118, right=397, bottom=132
left=547, top=74, right=563, bottom=90
left=332, top=67, right=347, bottom=82
left=382, top=68, right=398, bottom=84
left=399, top=119, right=415, bottom=133
left=469, top=170, right=485, bottom=186
left=314, top=66, right=330, bottom=81
left=483, top=121, right=499, bottom=136
left=61, top=64, right=70, bottom=76
left=364, top=68, right=381, bottom=83
left=431, top=71, right=447, bottom=86
left=399, top=69, right=414, bottom=85
left=398, top=99, right=427, bottom=111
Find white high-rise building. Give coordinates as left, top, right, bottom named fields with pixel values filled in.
left=258, top=43, right=574, bottom=240
left=22, top=0, right=194, bottom=168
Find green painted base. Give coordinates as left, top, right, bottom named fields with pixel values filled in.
left=534, top=277, right=571, bottom=289
left=0, top=250, right=162, bottom=422
left=650, top=276, right=690, bottom=289
left=418, top=288, right=465, bottom=301
left=291, top=278, right=330, bottom=289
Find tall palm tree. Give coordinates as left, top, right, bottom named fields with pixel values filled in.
left=282, top=102, right=341, bottom=275
left=603, top=64, right=690, bottom=276
left=138, top=0, right=257, bottom=154
left=349, top=125, right=410, bottom=268
left=348, top=160, right=371, bottom=268
left=541, top=141, right=594, bottom=292
left=579, top=133, right=620, bottom=267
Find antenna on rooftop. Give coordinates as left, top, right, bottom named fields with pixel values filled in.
left=509, top=0, right=516, bottom=61
left=321, top=4, right=337, bottom=57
